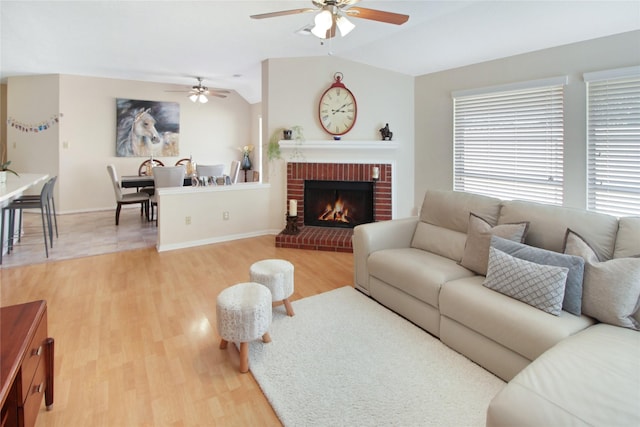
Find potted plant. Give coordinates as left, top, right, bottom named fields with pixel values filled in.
left=265, top=126, right=305, bottom=161
left=0, top=144, right=19, bottom=184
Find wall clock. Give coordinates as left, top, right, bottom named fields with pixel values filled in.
left=318, top=72, right=357, bottom=136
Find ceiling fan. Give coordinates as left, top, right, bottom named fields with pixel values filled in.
left=250, top=0, right=409, bottom=39
left=166, top=77, right=230, bottom=103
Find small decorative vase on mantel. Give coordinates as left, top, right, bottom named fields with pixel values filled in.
left=241, top=153, right=252, bottom=171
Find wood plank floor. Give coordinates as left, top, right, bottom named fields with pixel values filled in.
left=1, top=235, right=354, bottom=426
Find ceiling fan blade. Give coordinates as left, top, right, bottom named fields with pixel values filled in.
left=250, top=8, right=315, bottom=19
left=345, top=7, right=409, bottom=25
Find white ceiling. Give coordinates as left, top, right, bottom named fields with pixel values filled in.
left=2, top=1, right=639, bottom=104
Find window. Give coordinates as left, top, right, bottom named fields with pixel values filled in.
left=453, top=77, right=566, bottom=205
left=585, top=66, right=640, bottom=217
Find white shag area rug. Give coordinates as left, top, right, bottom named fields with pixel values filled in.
left=248, top=286, right=505, bottom=427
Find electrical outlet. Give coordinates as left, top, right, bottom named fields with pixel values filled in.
left=223, top=211, right=230, bottom=220
left=185, top=216, right=191, bottom=225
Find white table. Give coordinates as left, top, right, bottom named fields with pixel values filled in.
left=1, top=173, right=49, bottom=255
left=0, top=173, right=49, bottom=203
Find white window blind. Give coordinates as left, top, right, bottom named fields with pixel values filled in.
left=453, top=78, right=565, bottom=205
left=585, top=66, right=640, bottom=217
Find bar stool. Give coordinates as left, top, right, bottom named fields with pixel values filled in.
left=12, top=176, right=58, bottom=239
left=1, top=178, right=53, bottom=264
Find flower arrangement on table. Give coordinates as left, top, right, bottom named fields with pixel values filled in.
left=239, top=144, right=254, bottom=170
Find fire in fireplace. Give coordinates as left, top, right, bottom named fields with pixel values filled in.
left=304, top=180, right=374, bottom=228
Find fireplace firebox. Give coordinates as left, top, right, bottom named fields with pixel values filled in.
left=304, top=180, right=374, bottom=228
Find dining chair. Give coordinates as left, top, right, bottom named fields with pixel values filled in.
left=174, top=158, right=190, bottom=166
left=138, top=159, right=165, bottom=176
left=0, top=178, right=54, bottom=264
left=196, top=164, right=225, bottom=177
left=229, top=160, right=240, bottom=184
left=137, top=159, right=165, bottom=200
left=107, top=164, right=150, bottom=226
left=150, top=165, right=185, bottom=224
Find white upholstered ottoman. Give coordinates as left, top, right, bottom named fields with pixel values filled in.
left=216, top=282, right=272, bottom=373
left=249, top=259, right=295, bottom=316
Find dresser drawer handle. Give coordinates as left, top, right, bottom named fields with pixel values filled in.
left=32, top=345, right=43, bottom=357
left=33, top=382, right=44, bottom=394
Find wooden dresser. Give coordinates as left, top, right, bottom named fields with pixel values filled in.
left=0, top=301, right=54, bottom=427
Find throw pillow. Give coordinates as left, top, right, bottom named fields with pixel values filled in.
left=491, top=236, right=585, bottom=316
left=460, top=213, right=529, bottom=275
left=484, top=247, right=568, bottom=316
left=564, top=229, right=640, bottom=330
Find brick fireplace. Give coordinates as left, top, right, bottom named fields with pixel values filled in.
left=275, top=162, right=392, bottom=252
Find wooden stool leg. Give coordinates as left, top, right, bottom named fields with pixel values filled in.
left=283, top=298, right=295, bottom=317
left=262, top=332, right=271, bottom=343
left=239, top=342, right=249, bottom=373
left=219, top=339, right=228, bottom=350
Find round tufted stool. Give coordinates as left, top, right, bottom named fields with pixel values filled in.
left=216, top=282, right=272, bottom=373
left=249, top=259, right=295, bottom=317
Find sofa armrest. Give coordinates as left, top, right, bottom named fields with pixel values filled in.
left=352, top=217, right=419, bottom=293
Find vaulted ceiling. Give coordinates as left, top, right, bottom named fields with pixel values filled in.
left=2, top=1, right=639, bottom=104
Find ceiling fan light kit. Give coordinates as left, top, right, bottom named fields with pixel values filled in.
left=250, top=0, right=409, bottom=40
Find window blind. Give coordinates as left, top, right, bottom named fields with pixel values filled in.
left=453, top=80, right=565, bottom=205
left=585, top=67, right=640, bottom=217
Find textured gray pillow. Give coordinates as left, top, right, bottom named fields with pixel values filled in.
left=491, top=236, right=585, bottom=316
left=460, top=213, right=529, bottom=275
left=564, top=229, right=640, bottom=330
left=484, top=247, right=569, bottom=316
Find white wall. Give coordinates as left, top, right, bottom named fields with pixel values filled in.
left=8, top=74, right=256, bottom=213
left=262, top=56, right=416, bottom=227
left=415, top=30, right=640, bottom=210
left=6, top=75, right=60, bottom=198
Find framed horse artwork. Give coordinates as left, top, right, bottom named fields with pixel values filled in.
left=116, top=98, right=180, bottom=157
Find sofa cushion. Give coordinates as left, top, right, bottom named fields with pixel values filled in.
left=486, top=324, right=640, bottom=427
left=614, top=216, right=640, bottom=259
left=499, top=200, right=618, bottom=260
left=460, top=213, right=529, bottom=275
left=418, top=189, right=502, bottom=233
left=411, top=222, right=467, bottom=262
left=411, top=190, right=501, bottom=262
left=564, top=229, right=640, bottom=330
left=484, top=247, right=568, bottom=316
left=491, top=236, right=585, bottom=315
left=368, top=248, right=475, bottom=308
left=440, top=276, right=595, bottom=362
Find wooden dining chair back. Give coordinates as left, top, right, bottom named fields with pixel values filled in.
left=174, top=158, right=190, bottom=166
left=138, top=159, right=165, bottom=176
left=196, top=164, right=225, bottom=177
left=107, top=164, right=150, bottom=225
left=150, top=165, right=185, bottom=223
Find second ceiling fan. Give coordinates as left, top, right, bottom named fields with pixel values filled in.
left=166, top=77, right=231, bottom=104
left=250, top=0, right=409, bottom=39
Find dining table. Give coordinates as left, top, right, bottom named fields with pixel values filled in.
left=120, top=175, right=192, bottom=189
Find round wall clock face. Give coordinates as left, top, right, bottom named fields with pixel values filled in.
left=319, top=84, right=357, bottom=136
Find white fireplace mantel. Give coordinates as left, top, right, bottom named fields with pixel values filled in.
left=279, top=140, right=398, bottom=151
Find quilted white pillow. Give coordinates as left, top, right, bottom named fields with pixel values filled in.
left=484, top=247, right=569, bottom=316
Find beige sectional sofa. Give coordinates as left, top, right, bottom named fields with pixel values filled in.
left=353, top=189, right=640, bottom=426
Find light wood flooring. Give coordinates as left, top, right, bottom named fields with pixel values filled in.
left=1, top=232, right=353, bottom=426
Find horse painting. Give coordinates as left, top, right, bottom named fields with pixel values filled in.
left=116, top=99, right=179, bottom=157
